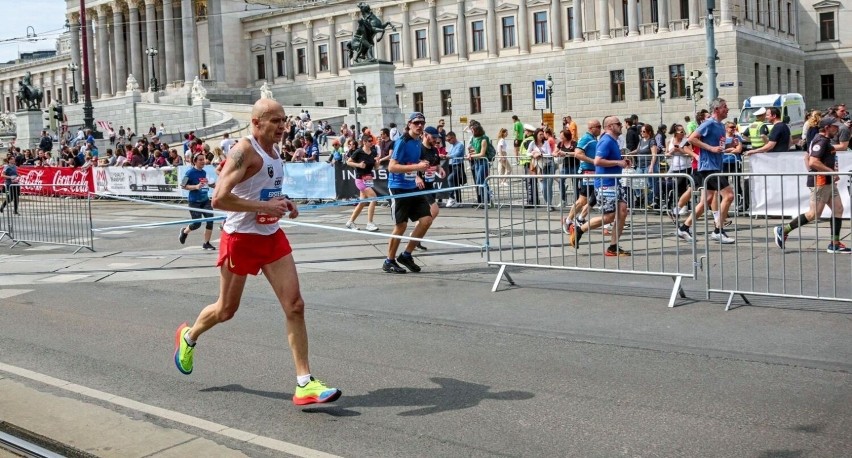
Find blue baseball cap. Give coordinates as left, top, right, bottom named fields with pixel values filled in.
left=408, top=112, right=425, bottom=123
left=424, top=126, right=440, bottom=136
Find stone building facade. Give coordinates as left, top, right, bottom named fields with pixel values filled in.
left=1, top=1, right=849, bottom=132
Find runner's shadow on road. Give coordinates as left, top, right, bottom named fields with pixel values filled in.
left=200, top=377, right=534, bottom=417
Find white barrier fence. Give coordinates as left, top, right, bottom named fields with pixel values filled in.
left=0, top=184, right=94, bottom=253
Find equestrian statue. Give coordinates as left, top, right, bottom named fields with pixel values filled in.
left=16, top=72, right=44, bottom=111
left=346, top=2, right=397, bottom=65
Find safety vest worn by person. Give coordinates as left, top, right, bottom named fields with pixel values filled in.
left=748, top=120, right=772, bottom=148
left=518, top=134, right=535, bottom=166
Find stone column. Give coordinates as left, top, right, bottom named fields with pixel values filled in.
left=207, top=0, right=226, bottom=83
left=457, top=0, right=468, bottom=60
left=428, top=1, right=439, bottom=64
left=657, top=0, right=670, bottom=32
left=181, top=0, right=199, bottom=81
left=720, top=0, right=732, bottom=26
left=173, top=1, right=184, bottom=81
left=128, top=1, right=143, bottom=89
left=599, top=0, right=610, bottom=39
left=140, top=9, right=148, bottom=88
left=264, top=29, right=273, bottom=82
left=373, top=8, right=387, bottom=61
left=550, top=0, right=564, bottom=48
left=283, top=24, right=294, bottom=81
left=305, top=21, right=316, bottom=79
left=60, top=70, right=67, bottom=103
left=69, top=14, right=82, bottom=98
left=96, top=7, right=112, bottom=98
left=144, top=0, right=157, bottom=89
left=572, top=0, right=584, bottom=41
left=162, top=0, right=175, bottom=84
left=402, top=3, right=412, bottom=67
left=156, top=6, right=166, bottom=88
left=518, top=0, right=530, bottom=53
left=486, top=0, right=498, bottom=56
left=112, top=4, right=127, bottom=95
left=688, top=0, right=699, bottom=29
left=627, top=0, right=639, bottom=36
left=327, top=17, right=339, bottom=76
left=85, top=14, right=98, bottom=97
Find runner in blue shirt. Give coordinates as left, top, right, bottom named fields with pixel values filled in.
left=565, top=119, right=601, bottom=226
left=565, top=116, right=632, bottom=257
left=383, top=112, right=432, bottom=274
left=179, top=153, right=217, bottom=250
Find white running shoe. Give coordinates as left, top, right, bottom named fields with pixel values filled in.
left=711, top=231, right=736, bottom=244
left=678, top=207, right=690, bottom=216
left=445, top=198, right=457, bottom=208
left=345, top=221, right=358, bottom=230
left=365, top=222, right=379, bottom=232
left=676, top=227, right=694, bottom=242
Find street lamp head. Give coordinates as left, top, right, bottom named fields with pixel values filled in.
left=546, top=74, right=553, bottom=88
left=68, top=62, right=78, bottom=71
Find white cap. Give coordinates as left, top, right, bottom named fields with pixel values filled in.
left=523, top=123, right=536, bottom=131
left=753, top=107, right=767, bottom=116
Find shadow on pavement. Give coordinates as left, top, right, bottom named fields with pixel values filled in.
left=200, top=377, right=534, bottom=417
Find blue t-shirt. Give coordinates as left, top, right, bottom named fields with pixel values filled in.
left=388, top=136, right=422, bottom=190
left=182, top=167, right=210, bottom=202
left=304, top=143, right=320, bottom=161
left=594, top=134, right=622, bottom=188
left=576, top=132, right=598, bottom=172
left=696, top=118, right=726, bottom=172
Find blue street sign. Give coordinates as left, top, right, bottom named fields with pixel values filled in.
left=533, top=80, right=547, bottom=110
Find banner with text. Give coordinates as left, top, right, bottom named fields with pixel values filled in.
left=16, top=167, right=95, bottom=197
left=282, top=162, right=336, bottom=199
left=93, top=166, right=182, bottom=198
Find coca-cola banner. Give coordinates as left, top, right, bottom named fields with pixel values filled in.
left=93, top=166, right=181, bottom=198
left=17, top=167, right=95, bottom=197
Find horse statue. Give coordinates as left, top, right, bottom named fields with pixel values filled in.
left=16, top=72, right=44, bottom=111
left=346, top=2, right=396, bottom=65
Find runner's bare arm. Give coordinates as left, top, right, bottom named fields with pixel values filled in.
left=211, top=144, right=270, bottom=213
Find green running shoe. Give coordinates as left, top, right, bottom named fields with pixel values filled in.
left=173, top=322, right=194, bottom=375
left=292, top=377, right=341, bottom=405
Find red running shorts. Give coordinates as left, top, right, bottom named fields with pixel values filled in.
left=217, top=229, right=292, bottom=276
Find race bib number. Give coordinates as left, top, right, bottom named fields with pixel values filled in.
left=404, top=171, right=417, bottom=182
left=199, top=178, right=208, bottom=189
left=581, top=171, right=595, bottom=186
left=363, top=178, right=374, bottom=188
left=424, top=168, right=436, bottom=183
left=257, top=188, right=281, bottom=225
left=599, top=186, right=617, bottom=199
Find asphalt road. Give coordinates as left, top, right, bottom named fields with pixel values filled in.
left=0, top=200, right=850, bottom=457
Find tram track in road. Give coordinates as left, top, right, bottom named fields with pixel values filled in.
left=0, top=421, right=95, bottom=458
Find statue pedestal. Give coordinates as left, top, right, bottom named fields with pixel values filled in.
left=14, top=110, right=46, bottom=150
left=348, top=62, right=403, bottom=132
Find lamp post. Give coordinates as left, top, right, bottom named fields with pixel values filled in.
left=78, top=1, right=98, bottom=137
left=546, top=73, right=554, bottom=114
left=67, top=62, right=79, bottom=104
left=145, top=47, right=159, bottom=92
left=447, top=96, right=453, bottom=133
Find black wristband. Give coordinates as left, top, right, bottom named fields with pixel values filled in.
left=282, top=194, right=290, bottom=200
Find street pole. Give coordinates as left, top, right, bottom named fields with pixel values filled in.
left=706, top=0, right=719, bottom=100
left=78, top=0, right=98, bottom=137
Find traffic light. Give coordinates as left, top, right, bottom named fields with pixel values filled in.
left=356, top=85, right=367, bottom=105
left=690, top=70, right=703, bottom=80
left=43, top=107, right=53, bottom=130
left=692, top=79, right=704, bottom=101
left=656, top=80, right=667, bottom=99
left=53, top=104, right=64, bottom=122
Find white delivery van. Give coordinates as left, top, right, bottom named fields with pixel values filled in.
left=738, top=93, right=806, bottom=148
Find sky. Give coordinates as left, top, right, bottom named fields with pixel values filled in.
left=0, top=0, right=68, bottom=63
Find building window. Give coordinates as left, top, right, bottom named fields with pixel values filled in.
left=57, top=88, right=63, bottom=104
left=756, top=0, right=762, bottom=24
left=777, top=0, right=783, bottom=31
left=443, top=25, right=455, bottom=55
left=415, top=29, right=428, bottom=59
left=766, top=64, right=770, bottom=95
left=787, top=2, right=793, bottom=34
left=413, top=92, right=424, bottom=113
left=786, top=68, right=791, bottom=92
left=340, top=41, right=350, bottom=69
left=470, top=86, right=482, bottom=114
left=754, top=63, right=760, bottom=93
left=776, top=67, right=781, bottom=93
left=472, top=20, right=485, bottom=52
left=318, top=44, right=328, bottom=72
left=276, top=51, right=285, bottom=77
left=315, top=101, right=324, bottom=107
left=389, top=33, right=401, bottom=62
left=744, top=0, right=750, bottom=20
left=622, top=1, right=629, bottom=25
left=680, top=0, right=689, bottom=20
left=296, top=48, right=306, bottom=74
left=639, top=67, right=655, bottom=100
left=821, top=74, right=834, bottom=100
left=819, top=12, right=836, bottom=41
left=650, top=0, right=659, bottom=24
left=610, top=70, right=625, bottom=103
left=534, top=11, right=548, bottom=44
left=441, top=90, right=452, bottom=116
left=502, top=16, right=516, bottom=48
left=338, top=99, right=347, bottom=108
left=768, top=1, right=774, bottom=27
left=567, top=8, right=574, bottom=40
left=669, top=64, right=686, bottom=98
left=256, top=54, right=266, bottom=80
left=500, top=84, right=512, bottom=112
left=796, top=70, right=800, bottom=93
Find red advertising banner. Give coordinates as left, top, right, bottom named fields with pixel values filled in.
left=16, top=167, right=95, bottom=197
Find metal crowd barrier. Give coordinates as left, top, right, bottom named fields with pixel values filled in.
left=485, top=173, right=698, bottom=307
left=702, top=172, right=852, bottom=309
left=0, top=184, right=95, bottom=253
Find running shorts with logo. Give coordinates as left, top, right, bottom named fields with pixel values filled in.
left=698, top=170, right=729, bottom=191
left=390, top=187, right=431, bottom=224
left=595, top=185, right=627, bottom=214
left=217, top=229, right=292, bottom=275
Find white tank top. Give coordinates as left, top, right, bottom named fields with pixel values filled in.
left=222, top=135, right=285, bottom=235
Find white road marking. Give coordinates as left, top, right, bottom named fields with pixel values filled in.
left=25, top=246, right=62, bottom=251
left=41, top=274, right=91, bottom=283
left=0, top=289, right=33, bottom=299
left=0, top=362, right=340, bottom=458
left=106, top=263, right=139, bottom=268
left=100, top=230, right=135, bottom=235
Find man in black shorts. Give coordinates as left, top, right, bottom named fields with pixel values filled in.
left=412, top=126, right=444, bottom=251
left=383, top=112, right=432, bottom=273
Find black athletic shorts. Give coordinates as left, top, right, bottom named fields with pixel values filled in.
left=390, top=187, right=431, bottom=224
left=698, top=170, right=730, bottom=191
left=575, top=172, right=597, bottom=206
left=513, top=139, right=522, bottom=148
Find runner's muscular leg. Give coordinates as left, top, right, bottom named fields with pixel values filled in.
left=406, top=215, right=433, bottom=252
left=262, top=253, right=310, bottom=376
left=188, top=265, right=248, bottom=341
left=388, top=222, right=407, bottom=258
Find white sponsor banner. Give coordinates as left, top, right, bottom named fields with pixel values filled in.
left=282, top=162, right=336, bottom=199
left=93, top=166, right=182, bottom=198
left=748, top=151, right=851, bottom=218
